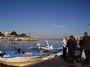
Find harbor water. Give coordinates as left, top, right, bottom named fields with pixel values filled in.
left=0, top=39, right=63, bottom=67
left=0, top=39, right=62, bottom=51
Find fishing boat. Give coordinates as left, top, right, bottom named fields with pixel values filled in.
left=40, top=45, right=53, bottom=51
left=36, top=40, right=53, bottom=51
left=0, top=50, right=63, bottom=66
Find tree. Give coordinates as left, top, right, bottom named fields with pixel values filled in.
left=0, top=32, right=4, bottom=36
left=10, top=31, right=18, bottom=36
left=19, top=33, right=27, bottom=37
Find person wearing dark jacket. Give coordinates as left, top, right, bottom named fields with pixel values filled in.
left=67, top=35, right=77, bottom=63
left=82, top=32, right=90, bottom=64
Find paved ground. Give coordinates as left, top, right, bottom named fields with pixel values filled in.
left=0, top=56, right=90, bottom=67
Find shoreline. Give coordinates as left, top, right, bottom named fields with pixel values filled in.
left=0, top=36, right=37, bottom=41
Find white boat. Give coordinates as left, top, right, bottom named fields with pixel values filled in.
left=40, top=45, right=53, bottom=51
left=0, top=51, right=63, bottom=66
left=36, top=40, right=53, bottom=51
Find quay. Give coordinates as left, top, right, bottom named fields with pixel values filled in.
left=27, top=56, right=90, bottom=67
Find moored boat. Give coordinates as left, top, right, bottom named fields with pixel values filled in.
left=36, top=40, right=54, bottom=51
left=0, top=50, right=63, bottom=66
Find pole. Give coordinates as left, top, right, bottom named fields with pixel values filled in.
left=88, top=24, right=90, bottom=36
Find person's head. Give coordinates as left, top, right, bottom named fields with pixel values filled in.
left=70, top=35, right=74, bottom=38
left=69, top=35, right=75, bottom=40
left=84, top=32, right=88, bottom=36
left=80, top=37, right=83, bottom=40
left=0, top=51, right=2, bottom=53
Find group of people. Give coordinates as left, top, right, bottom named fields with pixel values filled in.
left=62, top=32, right=90, bottom=64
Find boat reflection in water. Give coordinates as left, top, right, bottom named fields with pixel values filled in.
left=0, top=40, right=63, bottom=66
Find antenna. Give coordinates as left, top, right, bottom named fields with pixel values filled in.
left=45, top=40, right=49, bottom=46
left=36, top=41, right=41, bottom=49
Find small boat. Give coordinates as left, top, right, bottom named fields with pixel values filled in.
left=40, top=45, right=53, bottom=51
left=36, top=40, right=53, bottom=51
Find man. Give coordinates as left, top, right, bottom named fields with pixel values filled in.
left=82, top=32, right=90, bottom=64
left=62, top=38, right=67, bottom=60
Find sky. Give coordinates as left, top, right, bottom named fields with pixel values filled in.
left=0, top=0, right=90, bottom=35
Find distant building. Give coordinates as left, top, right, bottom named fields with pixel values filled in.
left=3, top=32, right=11, bottom=36
left=88, top=24, right=90, bottom=36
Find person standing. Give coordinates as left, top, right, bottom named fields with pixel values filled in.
left=62, top=38, right=67, bottom=60
left=81, top=32, right=90, bottom=64
left=67, top=35, right=77, bottom=63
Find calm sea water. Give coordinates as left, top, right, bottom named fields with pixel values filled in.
left=0, top=39, right=62, bottom=52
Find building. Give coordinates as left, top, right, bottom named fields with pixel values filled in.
left=3, top=32, right=11, bottom=36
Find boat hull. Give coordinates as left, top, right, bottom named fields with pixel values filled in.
left=0, top=56, right=42, bottom=66
left=0, top=51, right=63, bottom=66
